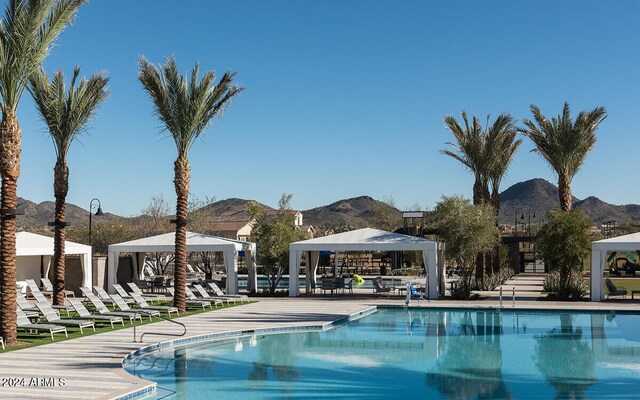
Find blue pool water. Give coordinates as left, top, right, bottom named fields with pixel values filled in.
left=125, top=308, right=640, bottom=399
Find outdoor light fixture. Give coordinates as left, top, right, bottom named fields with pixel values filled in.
left=89, top=198, right=104, bottom=249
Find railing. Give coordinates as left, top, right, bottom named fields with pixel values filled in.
left=132, top=310, right=187, bottom=343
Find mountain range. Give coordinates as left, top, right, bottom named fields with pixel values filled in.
left=15, top=178, right=640, bottom=230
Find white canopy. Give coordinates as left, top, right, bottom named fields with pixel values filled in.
left=16, top=231, right=92, bottom=288
left=288, top=228, right=444, bottom=299
left=591, top=232, right=640, bottom=301
left=107, top=231, right=256, bottom=294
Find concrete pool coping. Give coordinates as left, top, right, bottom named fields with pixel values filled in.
left=2, top=296, right=640, bottom=400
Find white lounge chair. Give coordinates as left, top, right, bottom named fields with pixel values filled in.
left=80, top=288, right=143, bottom=323
left=17, top=307, right=67, bottom=340
left=41, top=277, right=75, bottom=298
left=207, top=282, right=249, bottom=303
left=35, top=302, right=95, bottom=334
left=193, top=284, right=235, bottom=305
left=185, top=285, right=223, bottom=307
left=67, top=298, right=124, bottom=329
left=25, top=279, right=73, bottom=316
left=129, top=292, right=179, bottom=317
left=110, top=293, right=161, bottom=320
left=126, top=282, right=167, bottom=303
left=166, top=287, right=212, bottom=310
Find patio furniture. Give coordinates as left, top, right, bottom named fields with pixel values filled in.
left=206, top=282, right=249, bottom=303
left=605, top=278, right=628, bottom=299
left=35, top=302, right=95, bottom=334
left=80, top=288, right=144, bottom=323
left=25, top=279, right=73, bottom=316
left=126, top=282, right=166, bottom=303
left=129, top=292, right=179, bottom=317
left=321, top=278, right=337, bottom=294
left=632, top=290, right=640, bottom=300
left=185, top=286, right=223, bottom=307
left=67, top=298, right=125, bottom=329
left=17, top=307, right=67, bottom=340
left=110, top=293, right=161, bottom=320
left=41, top=277, right=75, bottom=298
left=409, top=283, right=426, bottom=305
left=372, top=276, right=393, bottom=296
left=193, top=284, right=235, bottom=305
left=167, top=287, right=212, bottom=310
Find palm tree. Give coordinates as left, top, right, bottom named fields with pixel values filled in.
left=520, top=102, right=606, bottom=211
left=0, top=0, right=85, bottom=345
left=486, top=115, right=521, bottom=211
left=29, top=67, right=109, bottom=305
left=441, top=112, right=490, bottom=206
left=138, top=57, right=242, bottom=312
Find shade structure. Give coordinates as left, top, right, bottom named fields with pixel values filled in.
left=288, top=228, right=445, bottom=299
left=591, top=232, right=640, bottom=301
left=107, top=231, right=256, bottom=294
left=16, top=231, right=92, bottom=289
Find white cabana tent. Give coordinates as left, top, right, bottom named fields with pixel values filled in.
left=289, top=228, right=444, bottom=299
left=591, top=232, right=640, bottom=301
left=107, top=231, right=256, bottom=294
left=16, top=231, right=92, bottom=289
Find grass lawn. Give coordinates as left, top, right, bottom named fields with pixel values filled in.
left=0, top=300, right=249, bottom=353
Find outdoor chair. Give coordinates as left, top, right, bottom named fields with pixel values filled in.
left=167, top=287, right=212, bottom=310
left=343, top=278, right=354, bottom=294
left=207, top=282, right=249, bottom=303
left=25, top=280, right=73, bottom=316
left=126, top=282, right=166, bottom=303
left=321, top=278, right=337, bottom=294
left=41, top=278, right=75, bottom=298
left=110, top=293, right=161, bottom=320
left=80, top=288, right=143, bottom=323
left=408, top=283, right=426, bottom=305
left=129, top=292, right=179, bottom=317
left=185, top=285, right=223, bottom=307
left=35, top=302, right=95, bottom=334
left=605, top=278, right=628, bottom=299
left=67, top=298, right=125, bottom=329
left=17, top=307, right=67, bottom=340
left=193, top=284, right=235, bottom=305
left=24, top=278, right=52, bottom=297
left=95, top=286, right=134, bottom=304
left=372, top=277, right=393, bottom=296
left=16, top=294, right=40, bottom=317
left=0, top=336, right=3, bottom=350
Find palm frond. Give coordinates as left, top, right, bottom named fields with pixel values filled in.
left=29, top=65, right=109, bottom=159
left=138, top=56, right=243, bottom=157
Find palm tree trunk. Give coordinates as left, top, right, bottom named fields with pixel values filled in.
left=173, top=156, right=190, bottom=313
left=52, top=159, right=69, bottom=305
left=491, top=189, right=501, bottom=274
left=0, top=107, right=20, bottom=345
left=558, top=173, right=572, bottom=211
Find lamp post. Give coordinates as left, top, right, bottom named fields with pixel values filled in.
left=525, top=210, right=536, bottom=237
left=89, top=198, right=104, bottom=249
left=514, top=208, right=523, bottom=236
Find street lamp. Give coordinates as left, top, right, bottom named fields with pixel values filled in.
left=89, top=198, right=104, bottom=249
left=523, top=210, right=536, bottom=237
left=514, top=208, right=523, bottom=236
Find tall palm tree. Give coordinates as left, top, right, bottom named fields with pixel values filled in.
left=0, top=0, right=85, bottom=345
left=138, top=56, right=242, bottom=312
left=29, top=66, right=109, bottom=305
left=520, top=102, right=606, bottom=211
left=441, top=112, right=490, bottom=206
left=486, top=115, right=521, bottom=211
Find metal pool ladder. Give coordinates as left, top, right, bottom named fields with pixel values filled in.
left=132, top=310, right=187, bottom=343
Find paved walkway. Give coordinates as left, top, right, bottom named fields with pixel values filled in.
left=480, top=272, right=547, bottom=301
left=2, top=291, right=640, bottom=400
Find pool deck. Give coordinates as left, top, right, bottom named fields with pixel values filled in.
left=3, top=288, right=640, bottom=400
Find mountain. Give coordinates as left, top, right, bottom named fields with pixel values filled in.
left=14, top=180, right=639, bottom=230
left=498, top=179, right=640, bottom=225
left=302, top=196, right=401, bottom=228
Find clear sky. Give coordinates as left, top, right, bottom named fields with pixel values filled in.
left=14, top=0, right=640, bottom=216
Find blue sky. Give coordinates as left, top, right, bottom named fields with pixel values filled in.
left=15, top=0, right=640, bottom=216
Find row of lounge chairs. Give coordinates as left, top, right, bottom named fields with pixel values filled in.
left=13, top=279, right=248, bottom=342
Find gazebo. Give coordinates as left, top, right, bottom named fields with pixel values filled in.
left=288, top=228, right=444, bottom=298
left=591, top=232, right=640, bottom=301
left=107, top=231, right=256, bottom=294
left=16, top=231, right=92, bottom=290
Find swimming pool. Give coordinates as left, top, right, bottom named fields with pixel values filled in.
left=125, top=308, right=640, bottom=399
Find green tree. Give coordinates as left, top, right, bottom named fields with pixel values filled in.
left=432, top=196, right=499, bottom=299
left=247, top=194, right=305, bottom=294
left=520, top=102, right=606, bottom=211
left=138, top=56, right=242, bottom=312
left=29, top=66, right=108, bottom=305
left=370, top=196, right=402, bottom=232
left=0, top=0, right=85, bottom=345
left=536, top=208, right=592, bottom=299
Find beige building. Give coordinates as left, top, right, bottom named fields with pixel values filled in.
left=214, top=209, right=310, bottom=241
